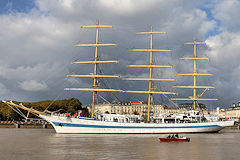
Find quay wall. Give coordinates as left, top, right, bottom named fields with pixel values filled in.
left=0, top=121, right=53, bottom=129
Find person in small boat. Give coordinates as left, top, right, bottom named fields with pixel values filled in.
left=175, top=134, right=179, bottom=138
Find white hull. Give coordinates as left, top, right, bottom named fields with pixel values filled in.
left=40, top=115, right=234, bottom=134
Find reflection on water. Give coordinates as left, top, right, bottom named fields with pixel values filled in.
left=0, top=128, right=239, bottom=160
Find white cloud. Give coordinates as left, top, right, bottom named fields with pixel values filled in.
left=163, top=8, right=216, bottom=41
left=98, top=0, right=159, bottom=15
left=213, top=0, right=240, bottom=31
left=18, top=80, right=48, bottom=91
left=204, top=30, right=240, bottom=106
left=206, top=31, right=240, bottom=70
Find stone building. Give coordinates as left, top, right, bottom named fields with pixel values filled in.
left=92, top=101, right=164, bottom=117
left=212, top=103, right=240, bottom=122
left=207, top=101, right=240, bottom=122
left=164, top=103, right=209, bottom=115
left=88, top=102, right=209, bottom=118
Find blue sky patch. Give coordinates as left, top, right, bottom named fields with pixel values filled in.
left=0, top=0, right=36, bottom=14
left=198, top=5, right=221, bottom=38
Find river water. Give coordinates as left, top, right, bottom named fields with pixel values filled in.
left=0, top=128, right=239, bottom=160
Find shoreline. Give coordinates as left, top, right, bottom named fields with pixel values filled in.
left=0, top=123, right=53, bottom=129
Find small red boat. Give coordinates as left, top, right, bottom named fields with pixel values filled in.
left=159, top=135, right=190, bottom=142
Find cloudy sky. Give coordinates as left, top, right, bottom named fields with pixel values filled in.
left=0, top=0, right=239, bottom=108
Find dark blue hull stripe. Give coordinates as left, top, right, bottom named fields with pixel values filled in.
left=52, top=122, right=220, bottom=129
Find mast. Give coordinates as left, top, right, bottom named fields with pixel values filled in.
left=171, top=37, right=217, bottom=110
left=65, top=20, right=121, bottom=118
left=123, top=26, right=176, bottom=122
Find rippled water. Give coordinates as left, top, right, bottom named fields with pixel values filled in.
left=0, top=128, right=239, bottom=160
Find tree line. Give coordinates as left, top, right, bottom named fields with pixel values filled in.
left=0, top=98, right=87, bottom=121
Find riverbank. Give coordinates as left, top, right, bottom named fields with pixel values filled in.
left=0, top=122, right=53, bottom=129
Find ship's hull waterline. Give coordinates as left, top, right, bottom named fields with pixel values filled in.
left=40, top=115, right=234, bottom=134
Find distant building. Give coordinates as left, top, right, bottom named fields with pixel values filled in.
left=208, top=101, right=240, bottom=122
left=230, top=101, right=240, bottom=109
left=91, top=101, right=164, bottom=117
left=89, top=101, right=210, bottom=117
left=163, top=106, right=187, bottom=114
left=178, top=103, right=207, bottom=110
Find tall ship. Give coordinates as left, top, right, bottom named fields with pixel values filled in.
left=3, top=21, right=234, bottom=134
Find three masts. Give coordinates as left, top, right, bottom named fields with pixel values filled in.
left=65, top=20, right=217, bottom=121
